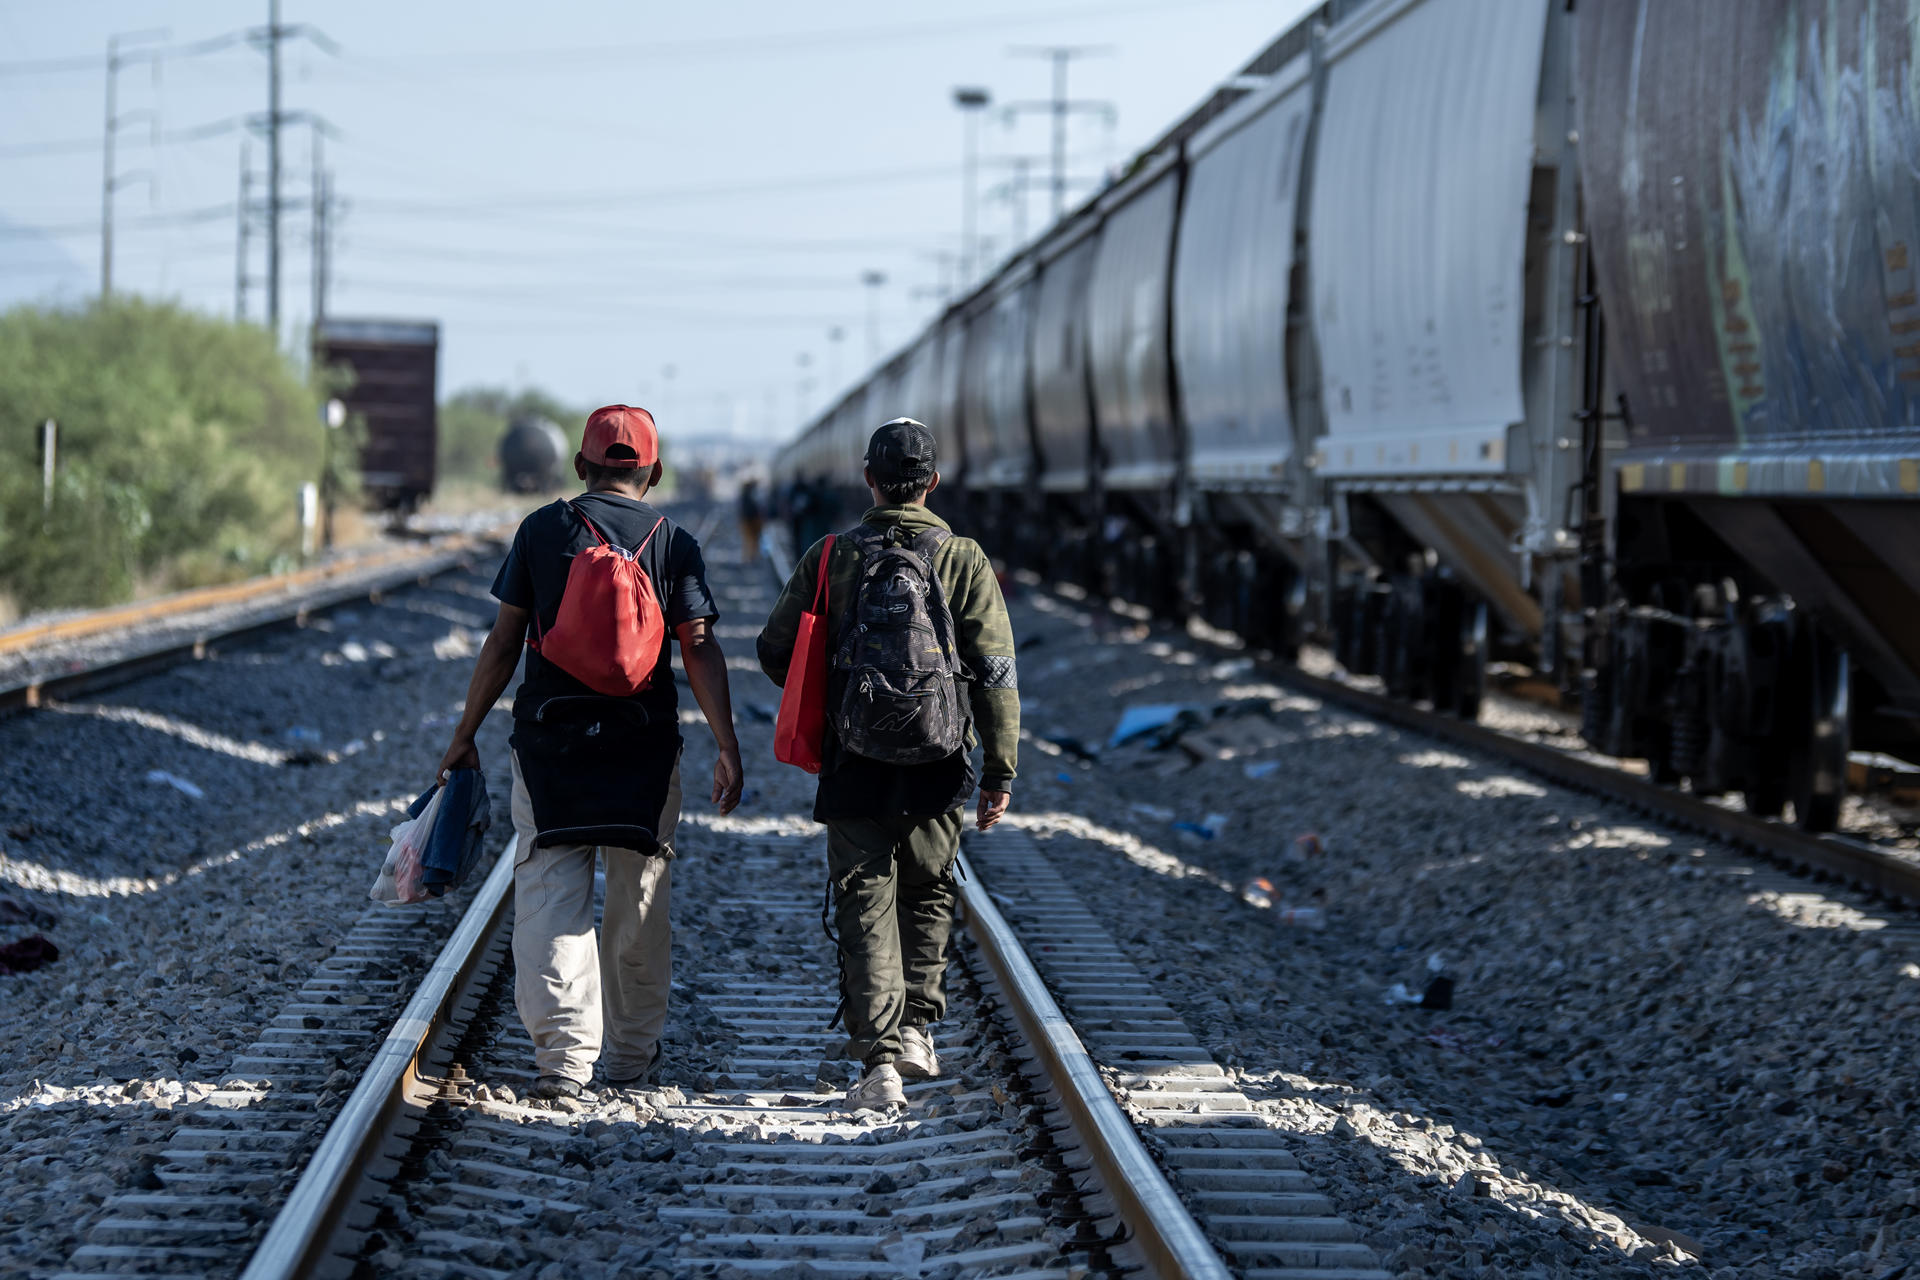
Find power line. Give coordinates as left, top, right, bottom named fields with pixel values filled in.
left=0, top=116, right=242, bottom=159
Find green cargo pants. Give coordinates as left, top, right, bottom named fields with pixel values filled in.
left=825, top=811, right=965, bottom=1069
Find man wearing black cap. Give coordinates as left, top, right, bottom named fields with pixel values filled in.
left=757, top=418, right=1020, bottom=1110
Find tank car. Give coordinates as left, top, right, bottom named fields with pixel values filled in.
left=498, top=416, right=569, bottom=494
left=1574, top=0, right=1920, bottom=829
left=773, top=0, right=1920, bottom=829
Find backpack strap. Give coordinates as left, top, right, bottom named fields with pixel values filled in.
left=633, top=516, right=667, bottom=557
left=565, top=500, right=612, bottom=548
left=810, top=534, right=837, bottom=613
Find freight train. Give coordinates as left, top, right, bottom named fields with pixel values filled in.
left=772, top=0, right=1920, bottom=833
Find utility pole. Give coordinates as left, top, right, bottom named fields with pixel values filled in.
left=236, top=140, right=251, bottom=320
left=245, top=1, right=339, bottom=339
left=951, top=87, right=990, bottom=292
left=310, top=126, right=330, bottom=325
left=101, top=28, right=168, bottom=298
left=1005, top=45, right=1114, bottom=221
left=266, top=0, right=282, bottom=334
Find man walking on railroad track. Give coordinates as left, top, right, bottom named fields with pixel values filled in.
left=436, top=404, right=743, bottom=1101
left=757, top=418, right=1019, bottom=1110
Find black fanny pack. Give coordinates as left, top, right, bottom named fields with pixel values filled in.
left=511, top=697, right=678, bottom=853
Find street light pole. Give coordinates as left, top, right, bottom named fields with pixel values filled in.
left=952, top=86, right=990, bottom=292
left=860, top=270, right=888, bottom=364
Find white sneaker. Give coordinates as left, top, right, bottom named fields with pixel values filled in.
left=896, top=1025, right=939, bottom=1080
left=845, top=1062, right=906, bottom=1111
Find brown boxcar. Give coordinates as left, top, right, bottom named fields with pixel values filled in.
left=314, top=318, right=439, bottom=512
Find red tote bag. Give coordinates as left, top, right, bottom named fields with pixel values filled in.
left=774, top=534, right=836, bottom=773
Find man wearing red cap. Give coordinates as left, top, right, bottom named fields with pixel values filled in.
left=436, top=404, right=743, bottom=1100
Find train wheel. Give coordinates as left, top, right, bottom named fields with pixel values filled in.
left=1790, top=635, right=1849, bottom=832
left=1453, top=599, right=1487, bottom=721
left=1744, top=754, right=1790, bottom=819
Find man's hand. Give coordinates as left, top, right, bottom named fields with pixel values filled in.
left=436, top=734, right=480, bottom=785
left=711, top=745, right=744, bottom=815
left=977, top=788, right=1010, bottom=831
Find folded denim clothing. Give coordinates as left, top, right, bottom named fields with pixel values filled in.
left=408, top=766, right=492, bottom=897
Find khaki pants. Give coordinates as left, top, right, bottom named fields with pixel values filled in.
left=509, top=750, right=682, bottom=1084
left=825, top=812, right=964, bottom=1069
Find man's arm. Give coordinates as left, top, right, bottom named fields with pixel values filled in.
left=755, top=539, right=824, bottom=687
left=953, top=549, right=1019, bottom=830
left=436, top=602, right=531, bottom=780
left=678, top=617, right=744, bottom=814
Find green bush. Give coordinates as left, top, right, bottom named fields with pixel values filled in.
left=0, top=298, right=323, bottom=611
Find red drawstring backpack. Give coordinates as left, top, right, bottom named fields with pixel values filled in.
left=529, top=505, right=669, bottom=696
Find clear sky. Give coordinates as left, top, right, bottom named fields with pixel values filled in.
left=1, top=0, right=1314, bottom=442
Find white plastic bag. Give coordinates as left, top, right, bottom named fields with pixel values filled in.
left=369, top=789, right=444, bottom=906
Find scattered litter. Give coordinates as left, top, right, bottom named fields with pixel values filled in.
left=742, top=703, right=776, bottom=724
left=1055, top=771, right=1074, bottom=784
left=0, top=896, right=56, bottom=929
left=1207, top=657, right=1256, bottom=681
left=1239, top=878, right=1327, bottom=928
left=338, top=641, right=370, bottom=663
left=1611, top=1091, right=1629, bottom=1103
left=0, top=934, right=59, bottom=976
left=1387, top=955, right=1455, bottom=1008
left=1293, top=832, right=1324, bottom=858
left=1242, top=760, right=1282, bottom=779
left=878, top=1231, right=927, bottom=1268
left=1016, top=633, right=1048, bottom=652
left=145, top=770, right=204, bottom=799
left=418, top=711, right=458, bottom=729
left=282, top=726, right=323, bottom=746
left=5, top=821, right=32, bottom=841
left=340, top=739, right=368, bottom=757
left=1129, top=803, right=1174, bottom=821
left=1272, top=906, right=1326, bottom=929
left=1042, top=732, right=1100, bottom=763
left=1109, top=703, right=1208, bottom=749
left=1172, top=812, right=1230, bottom=841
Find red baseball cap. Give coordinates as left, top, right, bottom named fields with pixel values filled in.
left=581, top=404, right=659, bottom=468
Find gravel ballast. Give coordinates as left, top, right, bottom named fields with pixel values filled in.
left=0, top=565, right=516, bottom=1274
left=1004, top=582, right=1920, bottom=1278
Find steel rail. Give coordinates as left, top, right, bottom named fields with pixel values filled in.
left=239, top=836, right=518, bottom=1280
left=0, top=535, right=497, bottom=657
left=0, top=536, right=505, bottom=718
left=954, top=851, right=1234, bottom=1280
left=1269, top=659, right=1920, bottom=905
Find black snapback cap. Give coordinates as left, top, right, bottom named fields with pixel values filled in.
left=865, top=418, right=937, bottom=483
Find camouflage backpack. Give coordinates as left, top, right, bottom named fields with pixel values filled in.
left=831, top=525, right=970, bottom=764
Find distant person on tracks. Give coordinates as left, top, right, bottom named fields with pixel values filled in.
left=757, top=418, right=1019, bottom=1110
left=737, top=477, right=765, bottom=565
left=436, top=404, right=743, bottom=1102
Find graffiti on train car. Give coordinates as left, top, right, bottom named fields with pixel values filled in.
left=1580, top=0, right=1920, bottom=449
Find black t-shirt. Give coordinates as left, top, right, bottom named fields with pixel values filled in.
left=491, top=494, right=717, bottom=731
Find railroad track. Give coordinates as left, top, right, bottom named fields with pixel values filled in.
left=158, top=793, right=1389, bottom=1279
left=0, top=528, right=513, bottom=719
left=38, top=513, right=1384, bottom=1280
left=1038, top=577, right=1920, bottom=911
